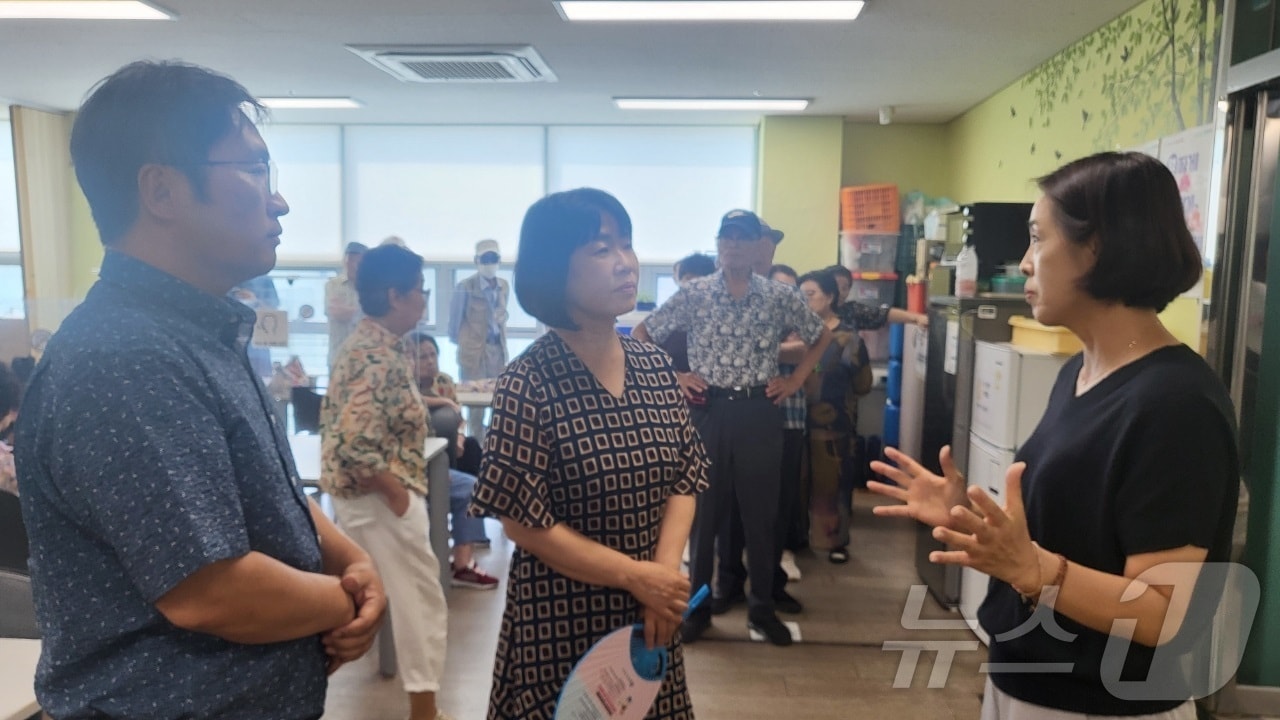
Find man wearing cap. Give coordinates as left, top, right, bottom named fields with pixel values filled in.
left=449, top=239, right=509, bottom=381
left=714, top=219, right=809, bottom=618
left=634, top=209, right=831, bottom=646
left=325, top=241, right=367, bottom=370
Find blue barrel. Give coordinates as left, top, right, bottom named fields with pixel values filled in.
left=883, top=400, right=900, bottom=448
left=886, top=359, right=903, bottom=405
left=889, top=323, right=905, bottom=360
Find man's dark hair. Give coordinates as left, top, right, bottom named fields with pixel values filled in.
left=1037, top=151, right=1201, bottom=312
left=515, top=188, right=632, bottom=330
left=677, top=252, right=716, bottom=280
left=356, top=245, right=424, bottom=317
left=825, top=264, right=853, bottom=283
left=769, top=264, right=798, bottom=282
left=799, top=270, right=841, bottom=309
left=70, top=61, right=265, bottom=246
left=408, top=332, right=439, bottom=353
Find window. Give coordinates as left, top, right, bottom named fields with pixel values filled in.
left=0, top=117, right=22, bottom=319
left=344, top=126, right=545, bottom=262
left=257, top=125, right=343, bottom=262
left=546, top=126, right=755, bottom=263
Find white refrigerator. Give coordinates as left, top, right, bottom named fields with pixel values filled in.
left=960, top=340, right=1068, bottom=643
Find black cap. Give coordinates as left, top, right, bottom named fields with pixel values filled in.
left=717, top=209, right=763, bottom=239
left=759, top=220, right=784, bottom=244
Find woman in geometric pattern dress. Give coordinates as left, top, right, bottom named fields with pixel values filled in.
left=470, top=188, right=709, bottom=720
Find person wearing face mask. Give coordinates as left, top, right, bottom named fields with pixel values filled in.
left=449, top=239, right=510, bottom=436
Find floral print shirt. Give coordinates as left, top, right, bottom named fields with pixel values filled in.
left=320, top=318, right=431, bottom=499
left=421, top=372, right=457, bottom=403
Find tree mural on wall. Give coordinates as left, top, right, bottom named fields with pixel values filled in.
left=1018, top=0, right=1222, bottom=152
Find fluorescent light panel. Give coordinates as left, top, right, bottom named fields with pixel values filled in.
left=259, top=97, right=363, bottom=110
left=0, top=1, right=172, bottom=20
left=558, top=1, right=863, bottom=22
left=615, top=97, right=809, bottom=111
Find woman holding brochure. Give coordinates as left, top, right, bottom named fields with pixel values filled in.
left=470, top=188, right=709, bottom=720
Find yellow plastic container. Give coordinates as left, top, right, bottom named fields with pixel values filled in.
left=1008, top=316, right=1083, bottom=355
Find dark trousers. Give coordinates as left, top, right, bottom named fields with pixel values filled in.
left=690, top=394, right=783, bottom=619
left=716, top=427, right=805, bottom=597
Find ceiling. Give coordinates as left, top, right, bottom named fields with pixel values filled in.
left=0, top=0, right=1144, bottom=126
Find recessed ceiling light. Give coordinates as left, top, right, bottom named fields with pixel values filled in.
left=0, top=1, right=172, bottom=20
left=259, top=97, right=364, bottom=110
left=557, top=1, right=863, bottom=22
left=615, top=97, right=809, bottom=111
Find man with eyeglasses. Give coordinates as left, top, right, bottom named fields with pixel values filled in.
left=634, top=209, right=832, bottom=647
left=14, top=60, right=386, bottom=719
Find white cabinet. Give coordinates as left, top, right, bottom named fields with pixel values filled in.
left=970, top=341, right=1066, bottom=452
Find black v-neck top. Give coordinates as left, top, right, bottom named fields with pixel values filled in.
left=980, top=345, right=1239, bottom=715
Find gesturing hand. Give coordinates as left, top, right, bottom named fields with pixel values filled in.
left=322, top=561, right=387, bottom=674
left=927, top=462, right=1041, bottom=591
left=867, top=446, right=969, bottom=529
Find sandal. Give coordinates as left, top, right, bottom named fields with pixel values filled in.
left=828, top=547, right=849, bottom=564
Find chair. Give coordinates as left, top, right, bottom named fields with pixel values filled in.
left=0, top=492, right=29, bottom=574
left=290, top=387, right=323, bottom=435
left=0, top=568, right=38, bottom=639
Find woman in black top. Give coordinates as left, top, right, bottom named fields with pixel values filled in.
left=869, top=152, right=1238, bottom=718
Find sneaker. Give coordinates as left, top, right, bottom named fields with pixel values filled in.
left=773, top=589, right=803, bottom=615
left=747, top=612, right=793, bottom=646
left=828, top=547, right=850, bottom=564
left=780, top=550, right=802, bottom=582
left=451, top=563, right=499, bottom=590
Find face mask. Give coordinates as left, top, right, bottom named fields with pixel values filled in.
left=478, top=263, right=499, bottom=279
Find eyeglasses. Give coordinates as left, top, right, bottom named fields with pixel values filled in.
left=192, top=159, right=278, bottom=194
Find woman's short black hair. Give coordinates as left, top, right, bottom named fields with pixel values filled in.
left=1037, top=151, right=1201, bottom=312
left=407, top=332, right=439, bottom=353
left=824, top=264, right=853, bottom=282
left=799, top=270, right=840, bottom=309
left=769, top=263, right=798, bottom=282
left=356, top=244, right=424, bottom=317
left=515, top=188, right=632, bottom=330
left=70, top=61, right=264, bottom=247
left=677, top=252, right=717, bottom=279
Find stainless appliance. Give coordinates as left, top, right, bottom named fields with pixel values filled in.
left=915, top=295, right=1030, bottom=607
left=945, top=203, right=1035, bottom=283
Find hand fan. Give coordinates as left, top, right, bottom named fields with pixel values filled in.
left=555, top=585, right=710, bottom=720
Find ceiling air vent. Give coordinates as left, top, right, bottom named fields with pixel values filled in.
left=347, top=45, right=557, bottom=83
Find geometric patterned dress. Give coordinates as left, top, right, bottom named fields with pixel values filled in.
left=470, top=331, right=710, bottom=720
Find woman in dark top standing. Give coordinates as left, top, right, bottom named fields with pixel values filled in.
left=869, top=151, right=1238, bottom=719
left=470, top=188, right=709, bottom=720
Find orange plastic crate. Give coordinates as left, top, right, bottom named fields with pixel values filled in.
left=840, top=184, right=900, bottom=233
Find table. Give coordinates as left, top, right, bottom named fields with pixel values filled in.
left=0, top=637, right=40, bottom=720
left=454, top=391, right=494, bottom=441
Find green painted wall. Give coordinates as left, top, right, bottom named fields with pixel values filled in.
left=947, top=0, right=1223, bottom=202
left=68, top=177, right=101, bottom=298
left=757, top=115, right=845, bottom=271
left=841, top=123, right=951, bottom=199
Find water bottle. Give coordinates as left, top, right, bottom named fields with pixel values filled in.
left=955, top=242, right=979, bottom=298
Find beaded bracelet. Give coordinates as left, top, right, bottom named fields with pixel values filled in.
left=1012, top=542, right=1069, bottom=610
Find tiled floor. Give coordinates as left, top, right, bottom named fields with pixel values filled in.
left=323, top=491, right=987, bottom=720
left=320, top=492, right=1265, bottom=720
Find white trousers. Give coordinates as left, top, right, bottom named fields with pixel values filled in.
left=981, top=678, right=1196, bottom=720
left=332, top=492, right=448, bottom=693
